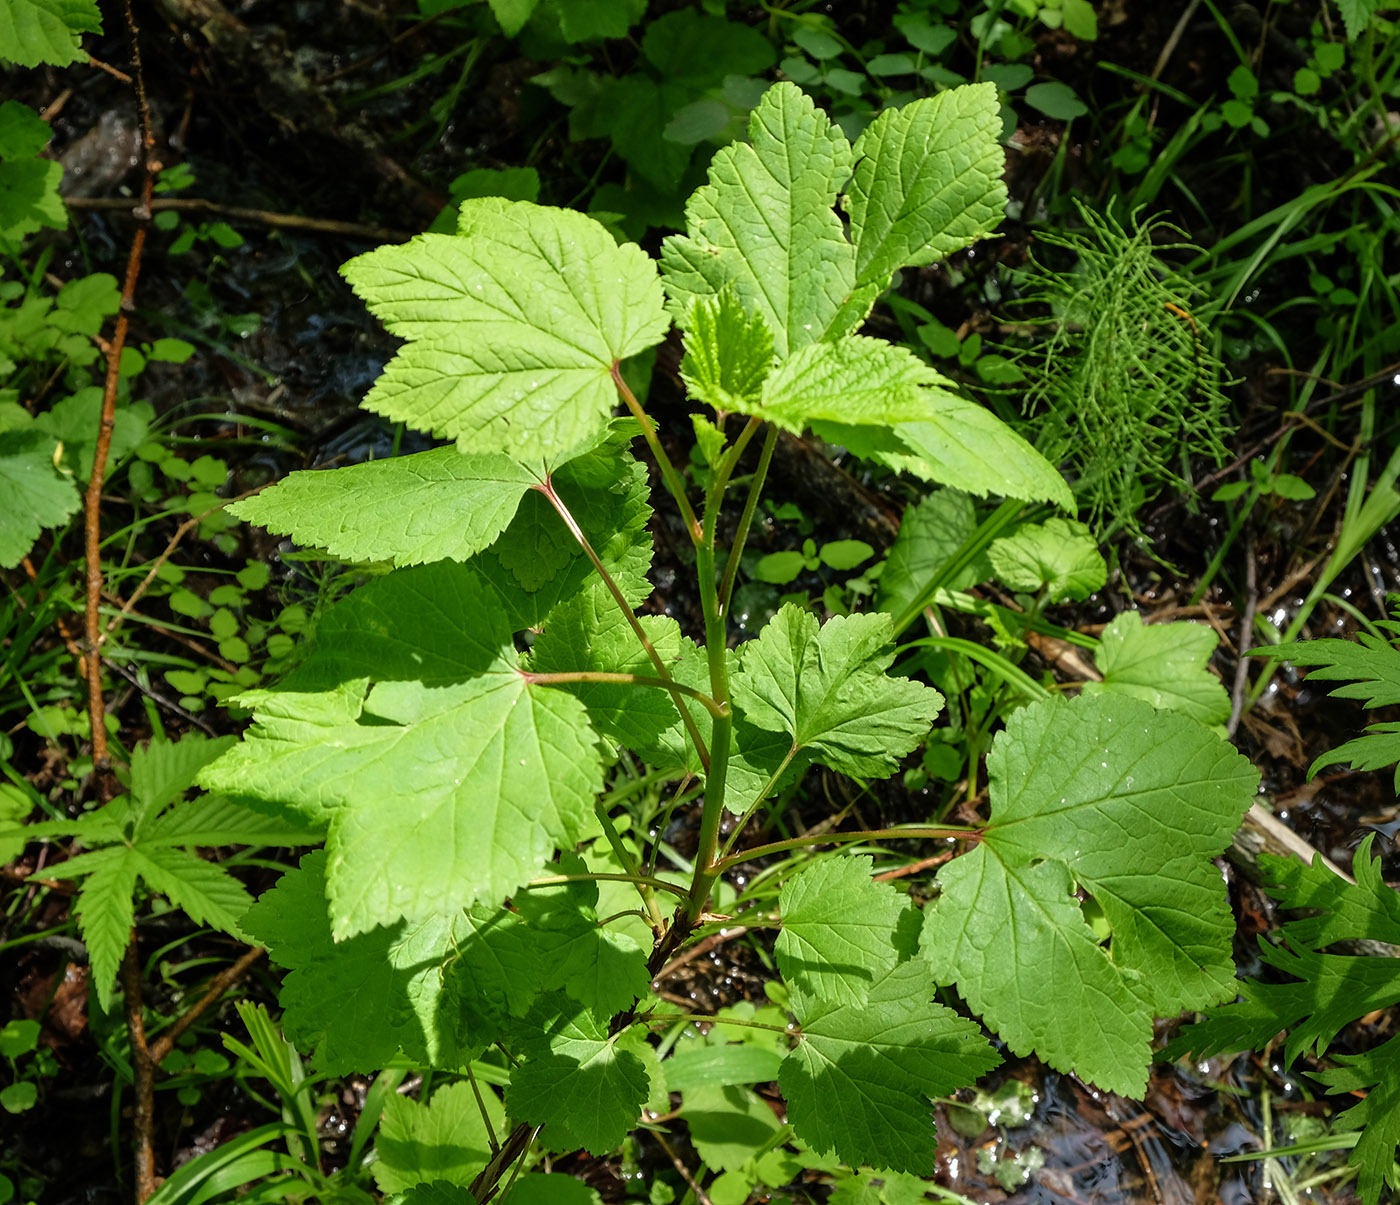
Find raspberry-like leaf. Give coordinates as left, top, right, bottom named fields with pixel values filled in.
left=922, top=693, right=1257, bottom=1095
left=200, top=562, right=605, bottom=938
left=732, top=606, right=943, bottom=778
left=342, top=199, right=667, bottom=462
left=780, top=960, right=1000, bottom=1174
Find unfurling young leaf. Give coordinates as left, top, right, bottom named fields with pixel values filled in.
left=680, top=289, right=775, bottom=413
left=732, top=606, right=944, bottom=777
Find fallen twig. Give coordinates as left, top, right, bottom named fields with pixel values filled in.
left=84, top=0, right=155, bottom=787
left=1227, top=530, right=1258, bottom=738
left=64, top=195, right=412, bottom=243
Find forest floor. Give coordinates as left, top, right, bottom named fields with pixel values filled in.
left=4, top=1, right=1399, bottom=1203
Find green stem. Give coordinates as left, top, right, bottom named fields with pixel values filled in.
left=611, top=361, right=702, bottom=544
left=538, top=479, right=711, bottom=771
left=895, top=636, right=1052, bottom=703
left=719, top=423, right=779, bottom=619
left=522, top=670, right=727, bottom=719
left=593, top=800, right=666, bottom=933
left=522, top=871, right=689, bottom=902
left=717, top=744, right=800, bottom=862
left=890, top=498, right=1027, bottom=637
left=683, top=417, right=745, bottom=926
left=712, top=825, right=976, bottom=876
left=645, top=1013, right=791, bottom=1035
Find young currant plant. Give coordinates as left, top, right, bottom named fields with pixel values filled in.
left=200, top=82, right=1258, bottom=1196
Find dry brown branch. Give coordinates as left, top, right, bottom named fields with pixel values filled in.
left=122, top=940, right=158, bottom=1202
left=123, top=939, right=266, bottom=1202
left=84, top=0, right=156, bottom=786
left=148, top=946, right=265, bottom=1064
left=64, top=195, right=412, bottom=244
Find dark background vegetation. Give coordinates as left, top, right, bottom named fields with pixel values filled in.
left=3, top=1, right=1399, bottom=1202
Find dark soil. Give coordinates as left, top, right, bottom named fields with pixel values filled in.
left=4, top=1, right=1399, bottom=1202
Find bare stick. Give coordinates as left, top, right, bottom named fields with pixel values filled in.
left=64, top=196, right=412, bottom=244
left=85, top=0, right=155, bottom=783
left=122, top=940, right=158, bottom=1203
left=148, top=946, right=265, bottom=1064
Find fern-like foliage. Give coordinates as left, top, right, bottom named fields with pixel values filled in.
left=1010, top=202, right=1232, bottom=539
left=0, top=735, right=315, bottom=1009
left=1273, top=610, right=1400, bottom=789
left=1170, top=615, right=1400, bottom=1203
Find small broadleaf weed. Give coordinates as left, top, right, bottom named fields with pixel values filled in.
left=202, top=82, right=1257, bottom=1191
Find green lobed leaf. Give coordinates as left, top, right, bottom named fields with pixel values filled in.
left=486, top=0, right=536, bottom=36
left=640, top=9, right=775, bottom=88
left=553, top=0, right=645, bottom=42
left=988, top=517, right=1105, bottom=601
left=525, top=580, right=683, bottom=750
left=143, top=793, right=319, bottom=848
left=586, top=74, right=694, bottom=192
left=837, top=394, right=1073, bottom=509
left=512, top=858, right=651, bottom=1019
left=129, top=846, right=253, bottom=941
left=747, top=337, right=944, bottom=434
left=34, top=388, right=149, bottom=480
left=1271, top=630, right=1400, bottom=787
left=201, top=561, right=606, bottom=938
left=1081, top=612, right=1229, bottom=726
left=0, top=0, right=102, bottom=68
left=72, top=853, right=137, bottom=1012
left=473, top=425, right=655, bottom=629
left=508, top=1009, right=658, bottom=1155
left=1310, top=1031, right=1400, bottom=1205
left=682, top=1083, right=783, bottom=1172
left=128, top=734, right=236, bottom=828
left=228, top=448, right=539, bottom=568
left=775, top=855, right=920, bottom=1010
left=243, top=852, right=475, bottom=1073
left=732, top=606, right=944, bottom=778
left=0, top=100, right=65, bottom=239
left=1311, top=723, right=1400, bottom=791
left=387, top=1183, right=478, bottom=1205
left=341, top=199, right=667, bottom=462
left=840, top=82, right=1006, bottom=322
left=679, top=290, right=775, bottom=413
left=0, top=429, right=80, bottom=569
left=439, top=905, right=542, bottom=1046
left=1271, top=631, right=1400, bottom=707
left=0, top=99, right=50, bottom=158
left=1166, top=836, right=1400, bottom=1068
left=779, top=960, right=1001, bottom=1174
left=922, top=693, right=1257, bottom=1095
left=373, top=1082, right=504, bottom=1194
left=660, top=82, right=857, bottom=358
left=662, top=1044, right=783, bottom=1093
left=1334, top=0, right=1383, bottom=39
left=634, top=638, right=807, bottom=815
left=502, top=1175, right=600, bottom=1205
